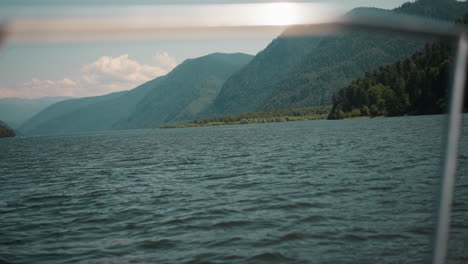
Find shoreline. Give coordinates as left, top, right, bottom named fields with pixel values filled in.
left=342, top=116, right=385, bottom=120
left=160, top=115, right=328, bottom=129
left=160, top=113, right=452, bottom=129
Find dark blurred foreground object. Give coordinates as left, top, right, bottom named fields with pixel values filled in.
left=0, top=120, right=15, bottom=138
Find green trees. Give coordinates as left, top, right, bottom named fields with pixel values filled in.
left=161, top=105, right=332, bottom=128
left=0, top=122, right=16, bottom=138
left=329, top=12, right=468, bottom=120
left=328, top=39, right=464, bottom=119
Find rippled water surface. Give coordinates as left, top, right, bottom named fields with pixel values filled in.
left=1, top=115, right=467, bottom=264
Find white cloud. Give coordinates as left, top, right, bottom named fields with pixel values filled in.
left=81, top=54, right=171, bottom=86
left=153, top=52, right=178, bottom=71
left=1, top=52, right=178, bottom=99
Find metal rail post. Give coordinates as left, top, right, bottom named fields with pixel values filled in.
left=433, top=34, right=468, bottom=264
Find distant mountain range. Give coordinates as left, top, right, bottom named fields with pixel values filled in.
left=20, top=53, right=252, bottom=135
left=14, top=0, right=468, bottom=135
left=0, top=97, right=71, bottom=128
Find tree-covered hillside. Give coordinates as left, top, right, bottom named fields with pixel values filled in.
left=114, top=53, right=253, bottom=130
left=265, top=0, right=468, bottom=110
left=207, top=33, right=321, bottom=116
left=328, top=42, right=456, bottom=119
left=329, top=14, right=468, bottom=119
left=206, top=0, right=468, bottom=116
left=0, top=121, right=15, bottom=138
left=395, top=0, right=466, bottom=21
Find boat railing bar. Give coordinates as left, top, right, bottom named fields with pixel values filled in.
left=433, top=34, right=467, bottom=264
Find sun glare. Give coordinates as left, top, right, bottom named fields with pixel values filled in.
left=256, top=2, right=301, bottom=26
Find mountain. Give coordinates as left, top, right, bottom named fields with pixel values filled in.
left=328, top=41, right=455, bottom=119
left=19, top=91, right=129, bottom=135
left=0, top=120, right=15, bottom=138
left=114, top=53, right=254, bottom=129
left=20, top=53, right=252, bottom=135
left=0, top=97, right=71, bottom=128
left=206, top=0, right=468, bottom=116
left=395, top=0, right=467, bottom=21
left=329, top=13, right=468, bottom=119
left=205, top=33, right=321, bottom=116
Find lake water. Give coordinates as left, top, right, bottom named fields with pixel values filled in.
left=1, top=115, right=467, bottom=264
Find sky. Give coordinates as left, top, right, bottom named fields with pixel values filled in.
left=0, top=0, right=412, bottom=99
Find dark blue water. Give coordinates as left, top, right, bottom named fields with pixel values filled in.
left=0, top=115, right=467, bottom=264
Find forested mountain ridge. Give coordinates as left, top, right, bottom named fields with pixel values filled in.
left=207, top=33, right=321, bottom=116
left=263, top=0, right=468, bottom=110
left=20, top=53, right=252, bottom=135
left=394, top=0, right=468, bottom=21
left=206, top=0, right=468, bottom=117
left=328, top=13, right=468, bottom=119
left=114, top=53, right=253, bottom=129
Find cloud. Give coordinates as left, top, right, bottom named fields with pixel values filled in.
left=1, top=52, right=178, bottom=99
left=153, top=52, right=178, bottom=71
left=78, top=53, right=178, bottom=95
left=81, top=54, right=171, bottom=86
left=25, top=78, right=77, bottom=89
